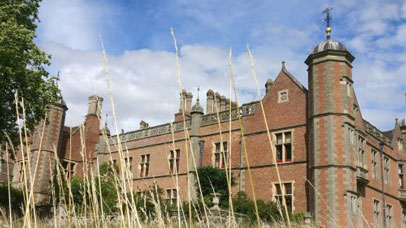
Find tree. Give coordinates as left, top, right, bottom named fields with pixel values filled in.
left=0, top=0, right=60, bottom=144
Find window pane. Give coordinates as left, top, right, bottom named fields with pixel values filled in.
left=285, top=132, right=291, bottom=143
left=216, top=143, right=221, bottom=153
left=275, top=184, right=282, bottom=195
left=223, top=142, right=228, bottom=152
left=276, top=134, right=283, bottom=145
left=284, top=183, right=292, bottom=194
left=285, top=195, right=293, bottom=212
left=215, top=154, right=220, bottom=168
left=285, top=144, right=292, bottom=161
left=276, top=145, right=283, bottom=162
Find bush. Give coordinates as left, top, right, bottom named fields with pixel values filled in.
left=53, top=162, right=118, bottom=214
left=196, top=166, right=234, bottom=208
left=0, top=182, right=25, bottom=216
left=129, top=187, right=172, bottom=222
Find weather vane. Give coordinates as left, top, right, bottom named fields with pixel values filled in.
left=323, top=6, right=333, bottom=39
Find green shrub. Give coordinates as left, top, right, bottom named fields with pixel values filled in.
left=196, top=166, right=234, bottom=208
left=0, top=182, right=25, bottom=216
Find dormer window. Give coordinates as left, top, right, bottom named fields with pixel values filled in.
left=278, top=90, right=289, bottom=103
left=398, top=139, right=404, bottom=152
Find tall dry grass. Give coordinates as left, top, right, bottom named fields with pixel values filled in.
left=0, top=31, right=326, bottom=228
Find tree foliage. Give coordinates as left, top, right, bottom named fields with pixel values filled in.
left=0, top=0, right=60, bottom=144
left=196, top=166, right=234, bottom=208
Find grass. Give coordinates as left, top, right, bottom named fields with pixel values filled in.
left=0, top=30, right=322, bottom=228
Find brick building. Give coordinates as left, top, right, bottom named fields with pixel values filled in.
left=1, top=24, right=406, bottom=228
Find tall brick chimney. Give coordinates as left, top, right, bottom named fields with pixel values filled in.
left=206, top=89, right=214, bottom=114
left=88, top=95, right=103, bottom=117
left=186, top=92, right=193, bottom=113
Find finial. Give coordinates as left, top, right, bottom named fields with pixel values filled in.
left=323, top=7, right=333, bottom=40
left=56, top=70, right=60, bottom=87
left=197, top=86, right=200, bottom=102
left=282, top=61, right=286, bottom=69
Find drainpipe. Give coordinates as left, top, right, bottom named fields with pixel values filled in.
left=379, top=142, right=387, bottom=228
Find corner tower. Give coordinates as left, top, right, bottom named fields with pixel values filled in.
left=306, top=8, right=357, bottom=228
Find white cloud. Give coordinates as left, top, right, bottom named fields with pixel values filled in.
left=35, top=0, right=406, bottom=132
left=45, top=43, right=278, bottom=133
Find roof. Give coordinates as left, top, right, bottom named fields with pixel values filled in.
left=312, top=38, right=347, bottom=54
left=280, top=63, right=307, bottom=92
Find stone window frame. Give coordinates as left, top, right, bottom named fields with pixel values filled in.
left=384, top=156, right=390, bottom=185
left=124, top=156, right=133, bottom=177
left=399, top=138, right=404, bottom=152
left=402, top=207, right=406, bottom=228
left=356, top=135, right=367, bottom=169
left=212, top=141, right=228, bottom=169
left=372, top=198, right=381, bottom=227
left=340, top=75, right=353, bottom=98
left=139, top=154, right=150, bottom=178
left=347, top=192, right=359, bottom=215
left=371, top=149, right=378, bottom=179
left=165, top=188, right=178, bottom=205
left=277, top=89, right=289, bottom=103
left=386, top=203, right=393, bottom=228
left=271, top=181, right=295, bottom=213
left=17, top=160, right=28, bottom=182
left=399, top=163, right=405, bottom=190
left=61, top=159, right=77, bottom=179
left=168, top=149, right=180, bottom=174
left=273, top=130, right=294, bottom=163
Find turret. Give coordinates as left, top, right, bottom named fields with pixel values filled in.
left=306, top=8, right=358, bottom=228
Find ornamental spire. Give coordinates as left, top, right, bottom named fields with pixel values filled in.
left=323, top=6, right=333, bottom=40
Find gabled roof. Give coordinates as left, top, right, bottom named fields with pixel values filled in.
left=277, top=63, right=307, bottom=92
left=382, top=130, right=393, bottom=141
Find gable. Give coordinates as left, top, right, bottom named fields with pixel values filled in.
left=244, top=66, right=307, bottom=133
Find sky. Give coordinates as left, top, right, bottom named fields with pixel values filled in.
left=35, top=0, right=406, bottom=133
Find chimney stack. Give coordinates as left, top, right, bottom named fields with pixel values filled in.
left=88, top=95, right=103, bottom=117
left=220, top=96, right=226, bottom=111
left=186, top=92, right=193, bottom=113
left=206, top=90, right=214, bottom=114
left=265, top=79, right=273, bottom=93
left=179, top=89, right=187, bottom=112
left=214, top=92, right=221, bottom=112
left=140, top=120, right=149, bottom=129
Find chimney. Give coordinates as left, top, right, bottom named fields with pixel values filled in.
left=186, top=92, right=193, bottom=113
left=231, top=101, right=238, bottom=110
left=179, top=89, right=187, bottom=112
left=214, top=92, right=221, bottom=112
left=140, top=120, right=149, bottom=129
left=206, top=89, right=214, bottom=114
left=220, top=96, right=226, bottom=111
left=88, top=95, right=103, bottom=117
left=225, top=98, right=231, bottom=110
left=265, top=79, right=273, bottom=93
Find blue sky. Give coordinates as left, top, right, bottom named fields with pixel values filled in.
left=35, top=0, right=406, bottom=132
